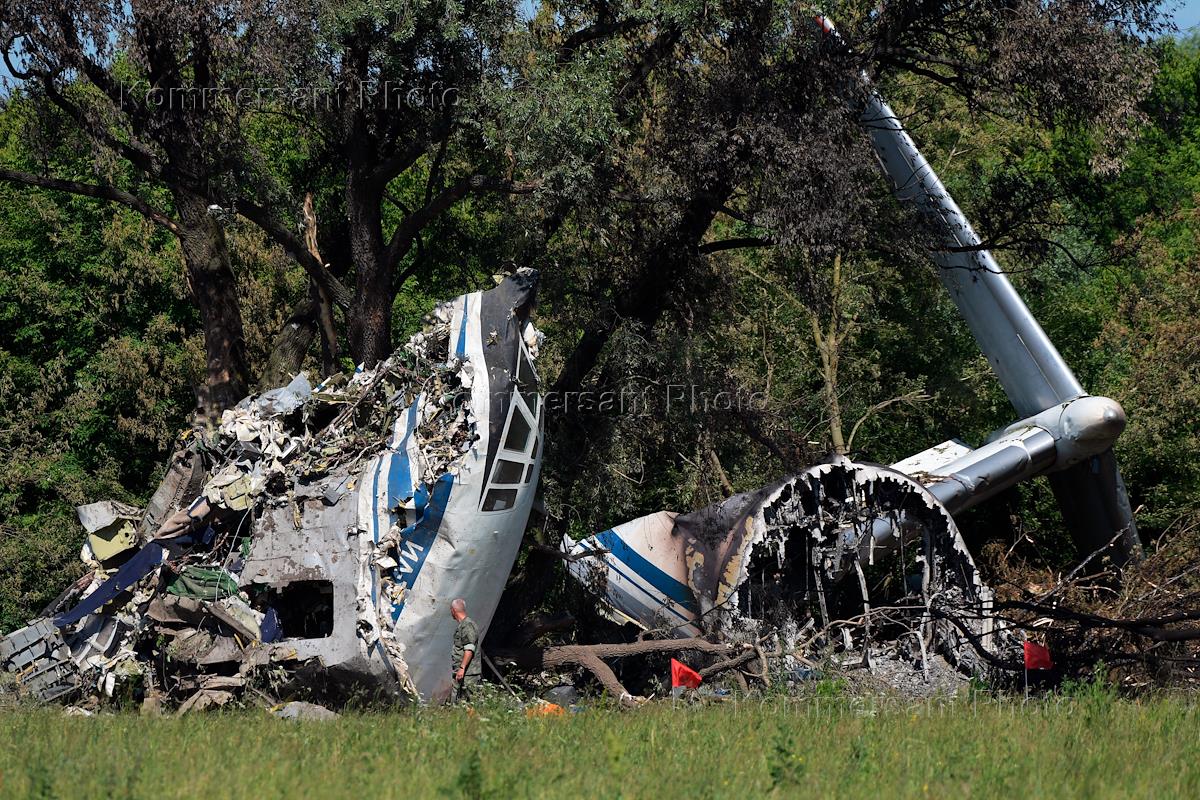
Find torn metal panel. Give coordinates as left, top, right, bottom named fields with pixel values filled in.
left=889, top=440, right=972, bottom=482
left=76, top=500, right=142, bottom=534
left=175, top=688, right=233, bottom=715
left=1, top=270, right=545, bottom=707
left=565, top=458, right=1009, bottom=677
left=67, top=613, right=133, bottom=668
left=255, top=372, right=313, bottom=416
left=244, top=470, right=395, bottom=689
left=0, top=619, right=78, bottom=701
left=358, top=270, right=545, bottom=701
left=140, top=447, right=207, bottom=539
left=563, top=511, right=701, bottom=636
left=54, top=543, right=167, bottom=628
left=76, top=501, right=142, bottom=564
left=146, top=595, right=208, bottom=626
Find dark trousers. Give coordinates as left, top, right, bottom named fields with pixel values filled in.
left=453, top=675, right=481, bottom=703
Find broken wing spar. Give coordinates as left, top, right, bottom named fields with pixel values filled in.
left=2, top=271, right=544, bottom=705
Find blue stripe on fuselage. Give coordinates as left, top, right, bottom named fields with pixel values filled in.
left=370, top=458, right=384, bottom=605
left=390, top=473, right=454, bottom=621
left=575, top=540, right=691, bottom=623
left=390, top=400, right=421, bottom=507
left=589, top=529, right=699, bottom=614
left=387, top=451, right=412, bottom=510
left=455, top=295, right=469, bottom=357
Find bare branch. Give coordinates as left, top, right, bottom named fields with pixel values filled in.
left=234, top=198, right=351, bottom=309
left=0, top=167, right=179, bottom=235
left=302, top=193, right=339, bottom=376
left=493, top=637, right=738, bottom=705
left=698, top=237, right=774, bottom=254
left=528, top=542, right=610, bottom=564
left=846, top=389, right=932, bottom=451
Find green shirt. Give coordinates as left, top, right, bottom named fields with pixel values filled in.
left=452, top=616, right=483, bottom=679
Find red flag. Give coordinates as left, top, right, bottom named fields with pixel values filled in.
left=1023, top=641, right=1054, bottom=670
left=670, top=658, right=702, bottom=689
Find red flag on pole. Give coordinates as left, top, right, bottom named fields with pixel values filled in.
left=670, top=658, right=703, bottom=689
left=1023, top=641, right=1054, bottom=670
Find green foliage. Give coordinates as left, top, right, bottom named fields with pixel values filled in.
left=2, top=13, right=1200, bottom=630
left=0, top=103, right=198, bottom=628
left=1057, top=663, right=1120, bottom=705
left=0, top=93, right=311, bottom=631
left=1094, top=209, right=1200, bottom=532
left=767, top=728, right=807, bottom=792
left=812, top=677, right=850, bottom=698
left=450, top=746, right=484, bottom=799
left=1, top=699, right=1200, bottom=798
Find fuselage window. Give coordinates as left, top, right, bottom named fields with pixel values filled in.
left=479, top=333, right=543, bottom=513
left=491, top=459, right=525, bottom=485
left=504, top=405, right=533, bottom=452
left=482, top=488, right=518, bottom=512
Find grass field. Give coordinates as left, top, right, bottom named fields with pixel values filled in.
left=1, top=692, right=1197, bottom=798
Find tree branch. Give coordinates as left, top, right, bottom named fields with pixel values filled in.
left=302, top=193, right=339, bottom=376
left=698, top=236, right=774, bottom=254
left=39, top=80, right=163, bottom=179
left=992, top=600, right=1200, bottom=644
left=0, top=167, right=180, bottom=235
left=846, top=390, right=931, bottom=451
left=528, top=541, right=610, bottom=563
left=560, top=18, right=653, bottom=60
left=385, top=174, right=541, bottom=272
left=372, top=139, right=432, bottom=189
left=234, top=199, right=352, bottom=309
left=493, top=637, right=737, bottom=704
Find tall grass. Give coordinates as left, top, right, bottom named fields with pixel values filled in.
left=0, top=695, right=1196, bottom=798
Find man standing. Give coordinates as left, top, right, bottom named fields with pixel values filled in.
left=450, top=598, right=482, bottom=702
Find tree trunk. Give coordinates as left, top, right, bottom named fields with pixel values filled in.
left=346, top=171, right=392, bottom=367
left=493, top=638, right=738, bottom=704
left=550, top=196, right=722, bottom=400
left=303, top=194, right=340, bottom=377
left=173, top=189, right=249, bottom=419
left=811, top=253, right=846, bottom=455
left=258, top=299, right=318, bottom=390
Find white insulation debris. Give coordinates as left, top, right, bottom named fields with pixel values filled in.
left=2, top=271, right=544, bottom=708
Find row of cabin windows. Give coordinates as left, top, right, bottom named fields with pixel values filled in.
left=480, top=339, right=541, bottom=513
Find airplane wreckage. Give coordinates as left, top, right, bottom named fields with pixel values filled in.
left=1, top=27, right=1141, bottom=708
left=1, top=271, right=545, bottom=707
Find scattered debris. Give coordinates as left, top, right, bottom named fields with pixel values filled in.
left=524, top=699, right=565, bottom=718
left=175, top=689, right=234, bottom=715
left=77, top=501, right=143, bottom=566
left=1, top=271, right=544, bottom=710
left=563, top=458, right=1017, bottom=698
left=272, top=701, right=339, bottom=721
left=493, top=637, right=741, bottom=706
left=0, top=618, right=78, bottom=701
left=542, top=685, right=579, bottom=708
